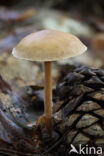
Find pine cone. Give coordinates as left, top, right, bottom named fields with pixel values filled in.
left=52, top=66, right=104, bottom=155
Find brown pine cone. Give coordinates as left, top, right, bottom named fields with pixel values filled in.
left=52, top=66, right=104, bottom=155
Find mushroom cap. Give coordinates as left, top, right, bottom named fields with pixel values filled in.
left=12, top=29, right=87, bottom=61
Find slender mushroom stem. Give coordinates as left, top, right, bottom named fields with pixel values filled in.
left=44, top=61, right=52, bottom=118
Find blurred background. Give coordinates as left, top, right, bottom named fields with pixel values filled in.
left=0, top=0, right=104, bottom=88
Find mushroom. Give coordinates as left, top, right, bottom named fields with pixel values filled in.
left=12, top=29, right=87, bottom=132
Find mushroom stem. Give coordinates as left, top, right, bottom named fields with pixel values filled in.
left=44, top=61, right=52, bottom=118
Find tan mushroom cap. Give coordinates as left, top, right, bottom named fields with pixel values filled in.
left=12, top=29, right=87, bottom=61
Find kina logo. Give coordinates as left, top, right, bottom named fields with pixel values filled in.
left=69, top=144, right=78, bottom=154
left=69, top=144, right=102, bottom=155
